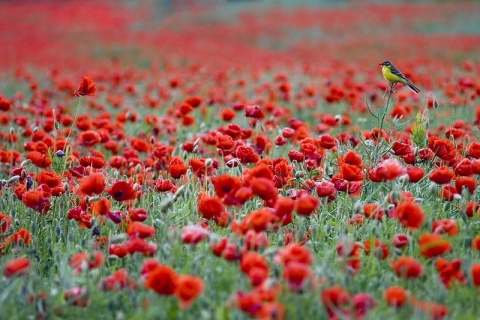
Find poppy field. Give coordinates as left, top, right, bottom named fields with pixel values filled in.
left=2, top=1, right=480, bottom=319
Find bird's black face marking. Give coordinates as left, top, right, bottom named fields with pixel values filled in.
left=380, top=61, right=392, bottom=66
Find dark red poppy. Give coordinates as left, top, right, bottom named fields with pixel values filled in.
left=107, top=180, right=136, bottom=202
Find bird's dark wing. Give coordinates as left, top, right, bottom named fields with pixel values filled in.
left=389, top=65, right=409, bottom=81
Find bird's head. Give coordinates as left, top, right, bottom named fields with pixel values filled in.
left=380, top=61, right=392, bottom=67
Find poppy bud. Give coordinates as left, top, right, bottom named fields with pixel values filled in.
left=7, top=175, right=20, bottom=184
left=21, top=160, right=31, bottom=167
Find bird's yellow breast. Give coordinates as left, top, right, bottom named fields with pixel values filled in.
left=382, top=66, right=405, bottom=84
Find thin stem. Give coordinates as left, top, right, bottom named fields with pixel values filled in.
left=65, top=96, right=83, bottom=151
left=372, top=83, right=394, bottom=166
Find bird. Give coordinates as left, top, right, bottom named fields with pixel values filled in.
left=379, top=61, right=420, bottom=94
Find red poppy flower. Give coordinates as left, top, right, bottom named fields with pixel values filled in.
left=455, top=176, right=477, bottom=194
left=126, top=222, right=155, bottom=239
left=418, top=233, right=451, bottom=258
left=128, top=208, right=148, bottom=222
left=390, top=256, right=423, bottom=279
left=181, top=225, right=210, bottom=244
left=197, top=195, right=224, bottom=220
left=352, top=292, right=377, bottom=318
left=471, top=263, right=480, bottom=287
left=166, top=156, right=188, bottom=179
left=36, top=171, right=62, bottom=188
left=107, top=180, right=136, bottom=202
left=439, top=185, right=458, bottom=201
left=7, top=228, right=31, bottom=245
left=70, top=251, right=104, bottom=272
left=0, top=96, right=12, bottom=112
left=363, top=203, right=384, bottom=221
left=233, top=291, right=263, bottom=317
left=258, top=302, right=285, bottom=320
left=74, top=76, right=96, bottom=97
left=384, top=286, right=408, bottom=307
left=79, top=130, right=101, bottom=147
left=368, top=158, right=406, bottom=182
left=22, top=189, right=50, bottom=215
left=339, top=163, right=365, bottom=181
left=243, top=230, right=269, bottom=251
left=472, top=236, right=480, bottom=251
left=407, top=166, right=424, bottom=183
left=464, top=201, right=480, bottom=217
left=282, top=261, right=311, bottom=292
left=320, top=285, right=349, bottom=319
left=429, top=166, right=454, bottom=184
left=294, top=194, right=319, bottom=217
left=392, top=234, right=409, bottom=248
left=244, top=105, right=265, bottom=119
left=240, top=252, right=269, bottom=281
left=0, top=212, right=12, bottom=234
left=77, top=173, right=105, bottom=196
left=394, top=201, right=424, bottom=230
left=250, top=177, right=278, bottom=204
left=435, top=258, right=465, bottom=288
left=109, top=244, right=128, bottom=258
left=319, top=134, right=336, bottom=149
left=243, top=208, right=278, bottom=232
left=3, top=257, right=30, bottom=278
left=454, top=158, right=473, bottom=176
left=432, top=219, right=458, bottom=236
left=363, top=239, right=389, bottom=260
left=275, top=243, right=313, bottom=266
left=144, top=265, right=178, bottom=295
left=175, top=275, right=204, bottom=309
left=90, top=198, right=111, bottom=215
left=211, top=174, right=242, bottom=198
left=315, top=180, right=336, bottom=198
left=99, top=269, right=136, bottom=291
left=467, top=141, right=480, bottom=158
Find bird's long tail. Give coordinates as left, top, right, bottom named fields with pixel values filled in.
left=406, top=81, right=420, bottom=94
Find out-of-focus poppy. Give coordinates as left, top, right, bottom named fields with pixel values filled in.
left=3, top=257, right=30, bottom=277
left=144, top=265, right=178, bottom=295
left=175, top=275, right=204, bottom=309
left=418, top=233, right=451, bottom=258
left=390, top=256, right=423, bottom=279
left=384, top=286, right=408, bottom=307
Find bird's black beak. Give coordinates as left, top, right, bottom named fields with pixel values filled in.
left=379, top=63, right=383, bottom=66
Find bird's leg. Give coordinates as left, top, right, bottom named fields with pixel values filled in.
left=389, top=83, right=396, bottom=94
left=382, top=87, right=389, bottom=100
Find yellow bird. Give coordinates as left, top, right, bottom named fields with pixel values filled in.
left=380, top=61, right=420, bottom=94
